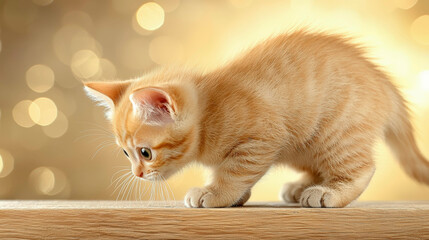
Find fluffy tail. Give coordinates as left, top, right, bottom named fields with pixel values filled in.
left=385, top=88, right=429, bottom=184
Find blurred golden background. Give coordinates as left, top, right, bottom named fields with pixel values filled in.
left=0, top=0, right=428, bottom=201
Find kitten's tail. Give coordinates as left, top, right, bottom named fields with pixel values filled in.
left=385, top=86, right=429, bottom=185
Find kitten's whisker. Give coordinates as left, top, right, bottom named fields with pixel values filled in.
left=76, top=128, right=112, bottom=134
left=161, top=178, right=169, bottom=206
left=75, top=132, right=113, bottom=140
left=121, top=175, right=135, bottom=201
left=90, top=142, right=116, bottom=161
left=136, top=179, right=142, bottom=200
left=141, top=181, right=151, bottom=202
left=161, top=175, right=176, bottom=207
left=74, top=132, right=115, bottom=143
left=114, top=148, right=122, bottom=160
left=112, top=165, right=130, bottom=169
left=164, top=176, right=176, bottom=204
left=108, top=171, right=131, bottom=191
left=126, top=177, right=134, bottom=201
left=127, top=176, right=137, bottom=200
left=158, top=176, right=165, bottom=204
left=136, top=178, right=142, bottom=201
left=149, top=181, right=155, bottom=206
left=113, top=173, right=132, bottom=197
left=112, top=172, right=132, bottom=193
left=116, top=174, right=133, bottom=200
left=110, top=172, right=130, bottom=194
left=158, top=178, right=162, bottom=205
left=110, top=168, right=130, bottom=182
left=76, top=121, right=114, bottom=135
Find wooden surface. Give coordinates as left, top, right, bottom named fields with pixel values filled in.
left=0, top=201, right=428, bottom=239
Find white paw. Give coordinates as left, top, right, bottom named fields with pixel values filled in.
left=280, top=182, right=305, bottom=203
left=300, top=186, right=337, bottom=208
left=184, top=187, right=213, bottom=208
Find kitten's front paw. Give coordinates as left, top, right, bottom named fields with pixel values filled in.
left=184, top=187, right=214, bottom=208
left=300, top=186, right=338, bottom=208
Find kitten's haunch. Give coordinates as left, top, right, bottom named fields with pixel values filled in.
left=83, top=30, right=429, bottom=208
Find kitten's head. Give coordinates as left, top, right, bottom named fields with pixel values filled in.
left=83, top=73, right=198, bottom=181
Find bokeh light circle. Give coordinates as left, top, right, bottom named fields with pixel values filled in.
left=42, top=111, right=69, bottom=138
left=136, top=2, right=165, bottom=31
left=26, top=64, right=55, bottom=93
left=0, top=149, right=14, bottom=178
left=156, top=0, right=181, bottom=12
left=394, top=0, right=417, bottom=9
left=71, top=49, right=100, bottom=79
left=29, top=167, right=68, bottom=196
left=411, top=15, right=429, bottom=45
left=29, top=97, right=58, bottom=126
left=13, top=100, right=36, bottom=128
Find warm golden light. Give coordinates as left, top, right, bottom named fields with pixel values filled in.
left=42, top=111, right=69, bottom=138
left=32, top=0, right=54, bottom=6
left=1, top=0, right=429, bottom=202
left=26, top=64, right=55, bottom=93
left=419, top=70, right=429, bottom=91
left=149, top=36, right=184, bottom=65
left=136, top=2, right=165, bottom=31
left=62, top=11, right=93, bottom=28
left=98, top=58, right=117, bottom=79
left=156, top=0, right=181, bottom=12
left=3, top=0, right=38, bottom=33
left=29, top=167, right=68, bottom=196
left=29, top=97, right=58, bottom=126
left=411, top=15, right=429, bottom=45
left=53, top=25, right=101, bottom=65
left=70, top=49, right=100, bottom=79
left=118, top=38, right=151, bottom=70
left=394, top=0, right=418, bottom=9
left=229, top=0, right=253, bottom=8
left=0, top=149, right=14, bottom=178
left=13, top=100, right=36, bottom=128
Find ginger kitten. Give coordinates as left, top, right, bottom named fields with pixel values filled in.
left=84, top=30, right=429, bottom=208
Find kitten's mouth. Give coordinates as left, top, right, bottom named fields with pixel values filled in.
left=143, top=172, right=161, bottom=181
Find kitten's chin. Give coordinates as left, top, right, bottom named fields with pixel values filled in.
left=143, top=171, right=171, bottom=181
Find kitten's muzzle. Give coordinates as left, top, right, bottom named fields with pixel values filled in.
left=143, top=171, right=160, bottom=181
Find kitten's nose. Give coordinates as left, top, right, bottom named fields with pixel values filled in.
left=132, top=166, right=144, bottom=178
left=133, top=170, right=143, bottom=178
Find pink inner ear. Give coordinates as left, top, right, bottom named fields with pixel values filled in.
left=144, top=90, right=170, bottom=113
left=130, top=87, right=175, bottom=125
left=133, top=88, right=171, bottom=112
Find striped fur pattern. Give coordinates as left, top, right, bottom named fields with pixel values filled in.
left=84, top=30, right=429, bottom=208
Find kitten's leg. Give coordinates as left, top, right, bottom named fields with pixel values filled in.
left=300, top=154, right=375, bottom=208
left=185, top=148, right=275, bottom=208
left=185, top=164, right=269, bottom=208
left=232, top=189, right=251, bottom=206
left=280, top=172, right=320, bottom=203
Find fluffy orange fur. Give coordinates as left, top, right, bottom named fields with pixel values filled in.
left=84, top=30, right=429, bottom=208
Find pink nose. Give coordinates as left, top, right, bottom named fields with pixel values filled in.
left=138, top=172, right=143, bottom=178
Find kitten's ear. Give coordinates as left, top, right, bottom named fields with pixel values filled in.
left=83, top=81, right=130, bottom=120
left=129, top=87, right=177, bottom=126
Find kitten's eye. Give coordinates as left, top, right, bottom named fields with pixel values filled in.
left=140, top=147, right=152, bottom=160
left=123, top=149, right=129, bottom=158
